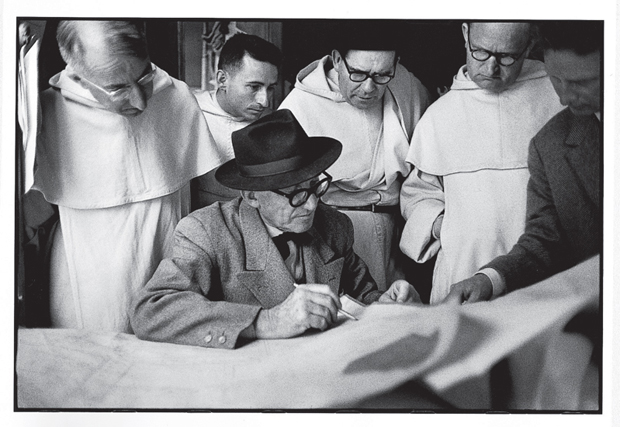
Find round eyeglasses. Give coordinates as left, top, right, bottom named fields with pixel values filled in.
left=341, top=55, right=396, bottom=85
left=272, top=173, right=332, bottom=208
left=79, top=65, right=156, bottom=102
left=467, top=26, right=529, bottom=67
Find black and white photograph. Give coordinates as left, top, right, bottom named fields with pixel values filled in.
left=1, top=1, right=617, bottom=426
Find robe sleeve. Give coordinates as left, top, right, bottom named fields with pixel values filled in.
left=399, top=167, right=445, bottom=263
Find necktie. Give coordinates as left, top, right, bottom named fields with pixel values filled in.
left=272, top=232, right=311, bottom=283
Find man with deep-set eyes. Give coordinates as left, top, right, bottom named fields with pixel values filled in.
left=279, top=22, right=431, bottom=291
left=192, top=33, right=283, bottom=208
left=446, top=21, right=602, bottom=303
left=399, top=22, right=563, bottom=304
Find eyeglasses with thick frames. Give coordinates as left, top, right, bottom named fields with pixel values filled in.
left=79, top=65, right=156, bottom=102
left=272, top=172, right=332, bottom=208
left=341, top=55, right=397, bottom=85
left=467, top=27, right=529, bottom=67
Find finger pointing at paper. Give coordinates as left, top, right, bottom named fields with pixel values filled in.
left=378, top=280, right=422, bottom=304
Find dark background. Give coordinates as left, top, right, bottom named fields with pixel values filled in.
left=34, top=19, right=468, bottom=102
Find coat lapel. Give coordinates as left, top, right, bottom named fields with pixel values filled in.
left=236, top=202, right=295, bottom=308
left=303, top=228, right=344, bottom=296
left=235, top=203, right=345, bottom=306
left=563, top=114, right=601, bottom=209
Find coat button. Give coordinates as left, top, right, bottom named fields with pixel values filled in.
left=204, top=335, right=213, bottom=343
left=218, top=335, right=226, bottom=344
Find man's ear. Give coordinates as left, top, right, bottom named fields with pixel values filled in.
left=523, top=39, right=534, bottom=59
left=216, top=69, right=227, bottom=89
left=65, top=66, right=85, bottom=86
left=241, top=190, right=260, bottom=208
left=331, top=50, right=342, bottom=68
left=461, top=23, right=469, bottom=47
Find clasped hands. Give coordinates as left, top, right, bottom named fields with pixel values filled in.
left=255, top=280, right=421, bottom=340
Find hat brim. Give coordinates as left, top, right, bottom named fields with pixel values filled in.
left=215, top=136, right=342, bottom=191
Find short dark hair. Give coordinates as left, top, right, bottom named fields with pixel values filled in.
left=538, top=21, right=603, bottom=55
left=57, top=20, right=148, bottom=73
left=218, top=33, right=283, bottom=72
left=334, top=20, right=400, bottom=59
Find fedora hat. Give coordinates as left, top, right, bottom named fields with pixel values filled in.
left=215, top=109, right=342, bottom=191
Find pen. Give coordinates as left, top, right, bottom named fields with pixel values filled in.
left=293, top=283, right=358, bottom=321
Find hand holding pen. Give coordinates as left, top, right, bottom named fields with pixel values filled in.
left=294, top=283, right=358, bottom=321
left=254, top=283, right=343, bottom=339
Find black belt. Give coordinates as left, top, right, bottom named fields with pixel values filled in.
left=330, top=204, right=399, bottom=214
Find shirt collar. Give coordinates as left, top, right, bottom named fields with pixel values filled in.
left=264, top=221, right=284, bottom=238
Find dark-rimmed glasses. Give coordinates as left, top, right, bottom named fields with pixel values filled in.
left=341, top=55, right=397, bottom=85
left=272, top=172, right=332, bottom=208
left=467, top=26, right=529, bottom=67
left=79, top=65, right=156, bottom=102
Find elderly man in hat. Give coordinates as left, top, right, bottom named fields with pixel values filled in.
left=131, top=110, right=420, bottom=349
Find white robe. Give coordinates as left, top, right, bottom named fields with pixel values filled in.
left=34, top=65, right=222, bottom=332
left=194, top=89, right=256, bottom=166
left=191, top=90, right=258, bottom=207
left=279, top=56, right=430, bottom=289
left=399, top=60, right=564, bottom=303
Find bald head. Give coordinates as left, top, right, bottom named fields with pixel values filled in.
left=462, top=22, right=532, bottom=92
left=469, top=22, right=531, bottom=47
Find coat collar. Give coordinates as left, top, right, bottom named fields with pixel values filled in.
left=237, top=201, right=343, bottom=307
left=239, top=201, right=339, bottom=270
left=239, top=201, right=272, bottom=271
left=564, top=113, right=600, bottom=147
left=563, top=112, right=601, bottom=208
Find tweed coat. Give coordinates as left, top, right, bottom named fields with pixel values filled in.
left=131, top=198, right=381, bottom=349
left=485, top=108, right=602, bottom=291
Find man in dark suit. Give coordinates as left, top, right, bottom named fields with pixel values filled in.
left=131, top=109, right=420, bottom=349
left=446, top=21, right=602, bottom=303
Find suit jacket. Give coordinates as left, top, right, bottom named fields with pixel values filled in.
left=485, top=108, right=601, bottom=291
left=130, top=198, right=381, bottom=349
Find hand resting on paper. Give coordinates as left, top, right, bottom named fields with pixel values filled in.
left=443, top=274, right=493, bottom=304
left=378, top=280, right=422, bottom=304
left=254, top=284, right=341, bottom=339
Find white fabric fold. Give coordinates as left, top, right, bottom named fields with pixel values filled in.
left=33, top=65, right=222, bottom=209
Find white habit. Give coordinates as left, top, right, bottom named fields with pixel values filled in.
left=399, top=60, right=564, bottom=303
left=280, top=55, right=430, bottom=289
left=33, top=65, right=223, bottom=332
left=191, top=89, right=262, bottom=207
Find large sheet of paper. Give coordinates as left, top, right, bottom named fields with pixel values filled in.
left=426, top=256, right=599, bottom=385
left=16, top=256, right=599, bottom=409
left=17, top=303, right=460, bottom=409
left=424, top=256, right=599, bottom=410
